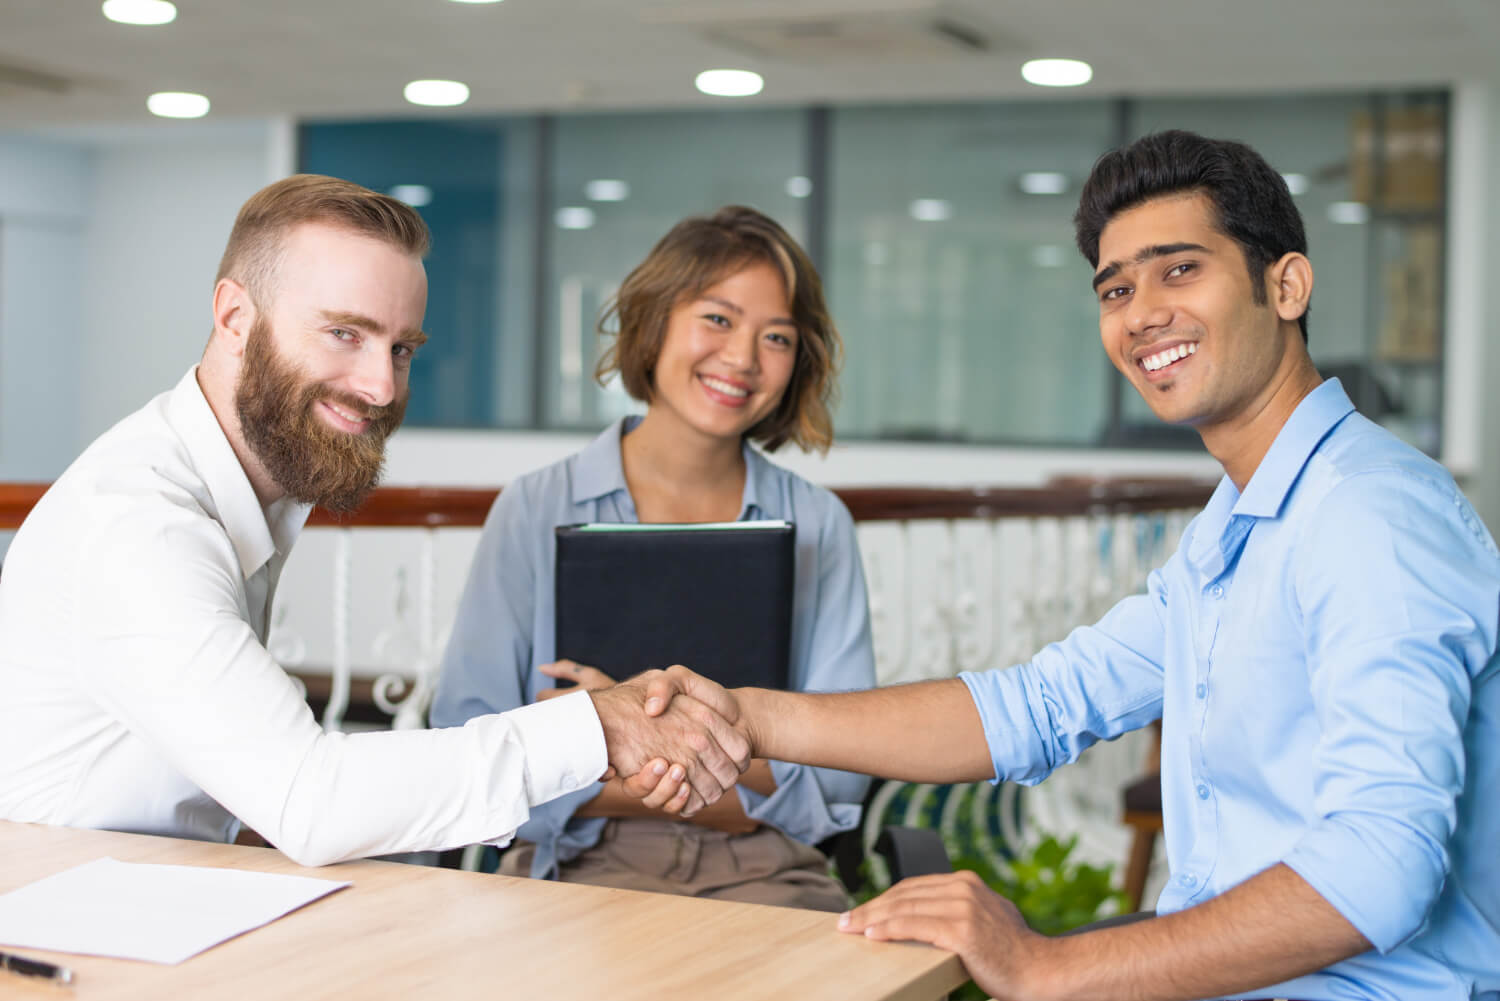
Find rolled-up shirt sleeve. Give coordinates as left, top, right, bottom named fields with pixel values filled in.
left=1281, top=472, right=1491, bottom=953
left=960, top=560, right=1171, bottom=787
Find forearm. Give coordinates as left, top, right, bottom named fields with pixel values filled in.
left=739, top=680, right=993, bottom=783
left=1024, top=863, right=1370, bottom=1001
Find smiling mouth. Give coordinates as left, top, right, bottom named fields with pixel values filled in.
left=319, top=399, right=372, bottom=430
left=700, top=374, right=750, bottom=400
left=1140, top=342, right=1197, bottom=373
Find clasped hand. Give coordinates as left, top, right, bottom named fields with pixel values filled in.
left=540, top=660, right=751, bottom=817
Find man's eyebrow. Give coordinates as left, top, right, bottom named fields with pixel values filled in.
left=698, top=296, right=795, bottom=327
left=319, top=310, right=427, bottom=344
left=1092, top=242, right=1212, bottom=290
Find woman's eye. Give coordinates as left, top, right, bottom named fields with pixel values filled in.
left=766, top=331, right=794, bottom=347
left=702, top=313, right=731, bottom=328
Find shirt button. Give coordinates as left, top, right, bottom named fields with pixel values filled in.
left=1209, top=583, right=1224, bottom=598
left=1196, top=784, right=1210, bottom=800
left=1181, top=873, right=1198, bottom=887
left=1195, top=683, right=1207, bottom=699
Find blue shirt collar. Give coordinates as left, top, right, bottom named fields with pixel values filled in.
left=1188, top=378, right=1356, bottom=573
left=569, top=415, right=770, bottom=519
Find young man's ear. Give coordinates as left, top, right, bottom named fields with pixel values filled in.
left=1268, top=252, right=1313, bottom=324
left=211, top=278, right=257, bottom=358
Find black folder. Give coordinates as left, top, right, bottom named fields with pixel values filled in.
left=554, top=521, right=795, bottom=690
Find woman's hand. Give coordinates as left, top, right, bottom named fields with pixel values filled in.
left=536, top=659, right=616, bottom=699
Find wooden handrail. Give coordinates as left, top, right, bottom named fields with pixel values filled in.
left=0, top=477, right=1214, bottom=531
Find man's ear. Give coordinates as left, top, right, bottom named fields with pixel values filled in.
left=1268, top=252, right=1313, bottom=324
left=211, top=278, right=257, bottom=358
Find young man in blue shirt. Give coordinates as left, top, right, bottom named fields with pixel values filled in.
left=645, top=131, right=1499, bottom=1000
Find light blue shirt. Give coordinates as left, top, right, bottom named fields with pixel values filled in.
left=962, top=380, right=1499, bottom=1001
left=431, top=417, right=876, bottom=879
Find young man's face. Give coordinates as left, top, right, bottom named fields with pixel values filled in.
left=235, top=222, right=428, bottom=512
left=1092, top=192, right=1293, bottom=434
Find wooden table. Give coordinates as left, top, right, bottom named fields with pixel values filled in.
left=0, top=822, right=966, bottom=1000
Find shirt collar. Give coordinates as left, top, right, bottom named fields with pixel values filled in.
left=1231, top=377, right=1355, bottom=520
left=164, top=367, right=311, bottom=579
left=1186, top=377, right=1355, bottom=574
left=570, top=416, right=770, bottom=519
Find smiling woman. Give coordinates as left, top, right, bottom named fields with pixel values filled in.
left=428, top=205, right=878, bottom=912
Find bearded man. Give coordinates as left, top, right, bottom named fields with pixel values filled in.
left=0, top=175, right=748, bottom=866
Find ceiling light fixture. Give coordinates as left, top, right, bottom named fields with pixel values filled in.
left=147, top=91, right=209, bottom=119
left=556, top=207, right=596, bottom=230
left=1021, top=58, right=1093, bottom=88
left=695, top=69, right=763, bottom=98
left=1019, top=171, right=1069, bottom=195
left=404, top=79, right=470, bottom=107
left=584, top=179, right=630, bottom=202
left=909, top=199, right=952, bottom=222
left=102, top=0, right=177, bottom=26
left=785, top=176, right=813, bottom=199
left=389, top=185, right=433, bottom=207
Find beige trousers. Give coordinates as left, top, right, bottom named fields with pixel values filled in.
left=501, top=818, right=851, bottom=913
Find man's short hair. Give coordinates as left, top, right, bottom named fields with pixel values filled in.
left=595, top=205, right=842, bottom=454
left=1074, top=130, right=1310, bottom=341
left=216, top=174, right=431, bottom=307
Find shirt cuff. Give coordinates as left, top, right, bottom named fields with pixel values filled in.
left=504, top=690, right=607, bottom=807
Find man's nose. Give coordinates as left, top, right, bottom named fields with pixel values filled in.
left=349, top=347, right=396, bottom=407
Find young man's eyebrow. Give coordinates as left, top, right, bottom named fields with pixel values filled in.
left=1092, top=242, right=1212, bottom=290
left=319, top=310, right=427, bottom=344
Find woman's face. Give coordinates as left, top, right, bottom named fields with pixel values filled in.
left=648, top=260, right=800, bottom=443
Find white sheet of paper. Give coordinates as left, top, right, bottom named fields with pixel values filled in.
left=0, top=856, right=349, bottom=964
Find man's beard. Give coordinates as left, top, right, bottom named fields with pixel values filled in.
left=235, top=319, right=408, bottom=514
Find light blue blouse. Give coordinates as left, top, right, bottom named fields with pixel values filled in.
left=431, top=417, right=876, bottom=879
left=962, top=380, right=1500, bottom=1000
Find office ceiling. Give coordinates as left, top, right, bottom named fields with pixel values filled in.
left=0, top=0, right=1496, bottom=128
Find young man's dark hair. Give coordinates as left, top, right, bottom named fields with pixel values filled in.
left=1074, top=129, right=1310, bottom=341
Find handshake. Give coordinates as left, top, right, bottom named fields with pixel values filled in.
left=544, top=661, right=762, bottom=816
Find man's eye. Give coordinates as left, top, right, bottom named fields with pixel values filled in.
left=1166, top=262, right=1196, bottom=279
left=331, top=328, right=356, bottom=341
left=1101, top=286, right=1130, bottom=302
left=393, top=343, right=414, bottom=358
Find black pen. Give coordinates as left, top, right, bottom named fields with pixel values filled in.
left=0, top=950, right=74, bottom=986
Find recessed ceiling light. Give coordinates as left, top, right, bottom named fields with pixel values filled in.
left=695, top=69, right=763, bottom=98
left=584, top=179, right=630, bottom=202
left=404, top=79, right=470, bottom=107
left=909, top=199, right=952, bottom=222
left=556, top=207, right=596, bottom=230
left=785, top=176, right=813, bottom=199
left=102, top=0, right=176, bottom=26
left=1019, top=171, right=1069, bottom=195
left=389, top=185, right=433, bottom=207
left=1281, top=173, right=1310, bottom=196
left=147, top=91, right=209, bottom=119
left=1327, top=201, right=1370, bottom=225
left=1021, top=58, right=1093, bottom=88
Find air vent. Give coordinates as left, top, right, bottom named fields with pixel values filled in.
left=0, top=60, right=72, bottom=100
left=645, top=2, right=1015, bottom=63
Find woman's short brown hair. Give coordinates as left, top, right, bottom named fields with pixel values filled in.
left=595, top=205, right=842, bottom=453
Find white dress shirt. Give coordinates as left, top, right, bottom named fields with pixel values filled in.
left=0, top=368, right=606, bottom=866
